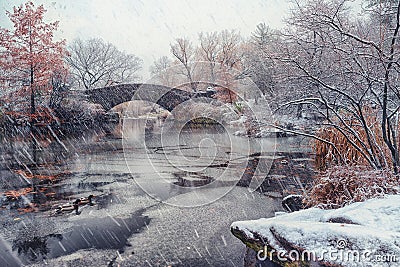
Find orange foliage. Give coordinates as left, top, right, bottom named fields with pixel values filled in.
left=14, top=169, right=67, bottom=181
left=17, top=204, right=38, bottom=214
left=0, top=1, right=68, bottom=110
left=307, top=107, right=400, bottom=208
left=213, top=65, right=238, bottom=103
left=213, top=86, right=237, bottom=103
left=5, top=106, right=57, bottom=125
left=4, top=187, right=33, bottom=199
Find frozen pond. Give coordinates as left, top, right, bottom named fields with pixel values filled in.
left=0, top=118, right=310, bottom=266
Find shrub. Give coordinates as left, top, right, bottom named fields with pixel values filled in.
left=313, top=106, right=398, bottom=171
left=55, top=99, right=106, bottom=124
left=304, top=165, right=399, bottom=209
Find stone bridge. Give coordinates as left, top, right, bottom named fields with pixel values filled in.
left=84, top=83, right=215, bottom=112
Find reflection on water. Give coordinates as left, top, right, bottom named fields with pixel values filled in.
left=114, top=117, right=163, bottom=139
left=13, top=209, right=150, bottom=264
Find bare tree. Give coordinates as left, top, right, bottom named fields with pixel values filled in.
left=66, top=38, right=142, bottom=89
left=217, top=30, right=243, bottom=70
left=240, top=23, right=277, bottom=96
left=48, top=70, right=71, bottom=110
left=198, top=32, right=220, bottom=83
left=170, top=37, right=197, bottom=91
left=268, top=0, right=400, bottom=172
left=149, top=56, right=177, bottom=87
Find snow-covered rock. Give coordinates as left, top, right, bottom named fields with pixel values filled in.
left=229, top=115, right=247, bottom=127
left=171, top=102, right=240, bottom=124
left=231, top=195, right=400, bottom=266
left=233, top=130, right=247, bottom=136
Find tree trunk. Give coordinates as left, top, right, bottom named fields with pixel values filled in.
left=296, top=103, right=303, bottom=118
left=30, top=66, right=35, bottom=115
left=29, top=66, right=37, bottom=164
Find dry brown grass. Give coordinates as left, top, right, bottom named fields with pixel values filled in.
left=304, top=165, right=399, bottom=209
left=313, top=107, right=397, bottom=170
left=307, top=107, right=400, bottom=208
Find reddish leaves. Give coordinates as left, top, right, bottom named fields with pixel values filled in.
left=14, top=169, right=68, bottom=182
left=5, top=106, right=58, bottom=125
left=213, top=66, right=238, bottom=103
left=0, top=1, right=68, bottom=110
left=4, top=187, right=33, bottom=199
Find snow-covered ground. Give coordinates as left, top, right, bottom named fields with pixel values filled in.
left=231, top=195, right=400, bottom=267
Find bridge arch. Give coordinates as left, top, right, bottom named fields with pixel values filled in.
left=84, top=84, right=197, bottom=112
left=85, top=83, right=218, bottom=113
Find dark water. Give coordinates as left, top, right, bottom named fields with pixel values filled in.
left=13, top=209, right=150, bottom=265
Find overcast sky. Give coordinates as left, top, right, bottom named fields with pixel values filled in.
left=0, top=0, right=291, bottom=80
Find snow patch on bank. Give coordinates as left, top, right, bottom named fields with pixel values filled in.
left=231, top=195, right=400, bottom=266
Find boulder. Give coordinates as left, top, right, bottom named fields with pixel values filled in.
left=231, top=195, right=400, bottom=266
left=282, top=194, right=303, bottom=212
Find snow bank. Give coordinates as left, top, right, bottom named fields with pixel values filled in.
left=231, top=195, right=400, bottom=266
left=171, top=102, right=240, bottom=124
left=321, top=196, right=400, bottom=232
